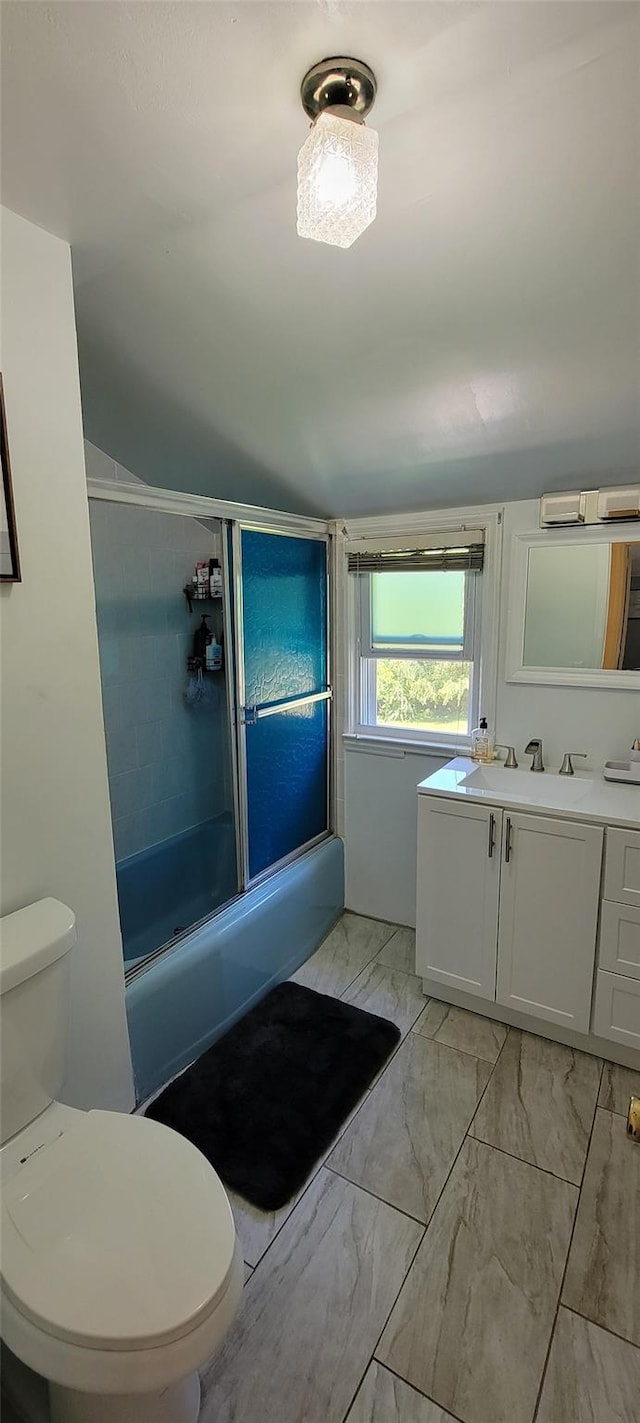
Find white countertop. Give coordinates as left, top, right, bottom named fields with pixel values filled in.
left=418, top=758, right=640, bottom=830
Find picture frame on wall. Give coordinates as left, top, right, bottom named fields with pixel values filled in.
left=0, top=374, right=21, bottom=582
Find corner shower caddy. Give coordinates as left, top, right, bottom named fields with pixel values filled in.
left=183, top=578, right=225, bottom=675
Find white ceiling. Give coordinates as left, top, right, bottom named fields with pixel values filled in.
left=3, top=1, right=639, bottom=517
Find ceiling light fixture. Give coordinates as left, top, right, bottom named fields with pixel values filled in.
left=297, top=57, right=378, bottom=249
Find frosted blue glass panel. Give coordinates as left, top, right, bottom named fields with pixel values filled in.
left=240, top=529, right=329, bottom=881
left=246, top=700, right=328, bottom=879
left=241, top=530, right=327, bottom=704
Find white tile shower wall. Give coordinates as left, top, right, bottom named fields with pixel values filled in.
left=89, top=499, right=231, bottom=862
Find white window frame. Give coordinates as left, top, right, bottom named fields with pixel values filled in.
left=344, top=508, right=503, bottom=755
left=358, top=569, right=481, bottom=745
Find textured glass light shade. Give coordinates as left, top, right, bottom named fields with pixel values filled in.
left=297, top=111, right=378, bottom=249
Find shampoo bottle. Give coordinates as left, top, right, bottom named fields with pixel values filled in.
left=206, top=637, right=222, bottom=671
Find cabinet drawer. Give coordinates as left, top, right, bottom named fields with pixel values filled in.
left=592, top=969, right=640, bottom=1050
left=604, top=827, right=640, bottom=906
left=598, top=900, right=640, bottom=980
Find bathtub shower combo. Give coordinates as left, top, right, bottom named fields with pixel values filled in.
left=89, top=494, right=342, bottom=1097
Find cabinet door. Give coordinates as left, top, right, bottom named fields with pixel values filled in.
left=496, top=812, right=603, bottom=1033
left=416, top=796, right=501, bottom=999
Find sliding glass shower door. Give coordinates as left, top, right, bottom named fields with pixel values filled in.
left=89, top=498, right=240, bottom=972
left=234, top=527, right=331, bottom=883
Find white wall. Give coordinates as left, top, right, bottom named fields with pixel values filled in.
left=345, top=748, right=448, bottom=925
left=0, top=207, right=134, bottom=1111
left=344, top=497, right=639, bottom=927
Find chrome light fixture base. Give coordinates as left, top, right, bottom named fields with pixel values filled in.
left=297, top=56, right=379, bottom=249
left=300, top=57, right=377, bottom=122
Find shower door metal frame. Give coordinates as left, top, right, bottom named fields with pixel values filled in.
left=231, top=521, right=333, bottom=892
left=220, top=520, right=245, bottom=901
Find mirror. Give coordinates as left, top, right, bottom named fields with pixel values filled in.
left=522, top=540, right=640, bottom=672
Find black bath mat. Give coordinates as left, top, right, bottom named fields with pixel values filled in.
left=146, top=981, right=400, bottom=1211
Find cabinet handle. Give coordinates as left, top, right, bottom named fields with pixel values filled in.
left=487, top=812, right=496, bottom=858
left=504, top=816, right=513, bottom=864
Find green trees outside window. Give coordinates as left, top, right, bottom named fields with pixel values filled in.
left=375, top=658, right=471, bottom=733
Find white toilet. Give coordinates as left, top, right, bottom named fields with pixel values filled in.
left=0, top=898, right=243, bottom=1423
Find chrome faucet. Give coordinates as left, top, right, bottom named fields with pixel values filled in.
left=559, top=751, right=587, bottom=776
left=495, top=744, right=518, bottom=768
left=524, top=738, right=544, bottom=772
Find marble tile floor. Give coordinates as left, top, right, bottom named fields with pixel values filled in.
left=201, top=912, right=640, bottom=1423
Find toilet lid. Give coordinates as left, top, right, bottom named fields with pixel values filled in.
left=0, top=1110, right=237, bottom=1350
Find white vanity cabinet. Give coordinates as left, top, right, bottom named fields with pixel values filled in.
left=416, top=761, right=640, bottom=1065
left=495, top=812, right=603, bottom=1033
left=416, top=796, right=603, bottom=1034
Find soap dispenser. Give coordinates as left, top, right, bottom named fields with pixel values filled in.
left=471, top=717, right=493, bottom=763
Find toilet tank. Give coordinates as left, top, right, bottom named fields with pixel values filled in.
left=0, top=899, right=77, bottom=1144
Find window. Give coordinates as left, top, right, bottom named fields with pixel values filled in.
left=348, top=532, right=485, bottom=747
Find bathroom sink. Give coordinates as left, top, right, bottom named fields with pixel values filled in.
left=460, top=764, right=594, bottom=806
left=418, top=756, right=640, bottom=828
